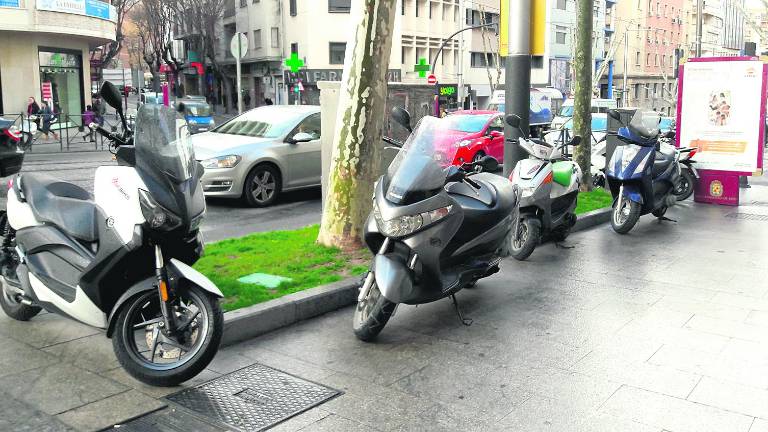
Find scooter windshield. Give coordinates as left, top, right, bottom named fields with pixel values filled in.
left=134, top=104, right=196, bottom=182
left=385, top=116, right=463, bottom=204
left=621, top=109, right=661, bottom=145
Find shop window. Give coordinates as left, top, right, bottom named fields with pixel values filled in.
left=38, top=49, right=84, bottom=119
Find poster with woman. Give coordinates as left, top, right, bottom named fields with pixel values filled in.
left=677, top=58, right=767, bottom=174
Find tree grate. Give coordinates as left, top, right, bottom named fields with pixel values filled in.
left=725, top=213, right=768, bottom=221
left=164, top=363, right=341, bottom=431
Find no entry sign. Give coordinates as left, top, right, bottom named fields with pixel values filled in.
left=427, top=74, right=437, bottom=85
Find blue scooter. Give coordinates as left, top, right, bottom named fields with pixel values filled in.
left=604, top=109, right=683, bottom=234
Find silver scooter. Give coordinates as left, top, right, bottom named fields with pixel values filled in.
left=353, top=108, right=519, bottom=341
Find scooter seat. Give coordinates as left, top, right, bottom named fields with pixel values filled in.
left=652, top=146, right=675, bottom=177
left=19, top=174, right=98, bottom=242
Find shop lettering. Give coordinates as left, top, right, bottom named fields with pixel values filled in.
left=284, top=69, right=401, bottom=84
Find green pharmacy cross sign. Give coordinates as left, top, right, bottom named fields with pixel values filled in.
left=285, top=53, right=305, bottom=73
left=414, top=58, right=430, bottom=78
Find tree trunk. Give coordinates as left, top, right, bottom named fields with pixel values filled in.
left=572, top=0, right=593, bottom=191
left=317, top=0, right=397, bottom=250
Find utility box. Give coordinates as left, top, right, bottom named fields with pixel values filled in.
left=605, top=108, right=637, bottom=171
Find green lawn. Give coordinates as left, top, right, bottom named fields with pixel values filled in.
left=194, top=225, right=368, bottom=311
left=575, top=187, right=613, bottom=215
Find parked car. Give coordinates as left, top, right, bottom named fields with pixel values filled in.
left=140, top=92, right=163, bottom=105
left=181, top=100, right=215, bottom=134
left=442, top=110, right=506, bottom=165
left=192, top=105, right=321, bottom=207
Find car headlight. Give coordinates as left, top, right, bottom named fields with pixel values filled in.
left=201, top=155, right=241, bottom=169
left=138, top=189, right=182, bottom=231
left=373, top=201, right=453, bottom=238
left=457, top=139, right=472, bottom=147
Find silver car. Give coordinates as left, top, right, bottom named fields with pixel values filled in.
left=192, top=105, right=321, bottom=207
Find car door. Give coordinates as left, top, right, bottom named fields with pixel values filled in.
left=283, top=112, right=322, bottom=188
left=486, top=115, right=505, bottom=162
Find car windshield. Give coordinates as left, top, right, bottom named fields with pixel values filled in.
left=185, top=104, right=211, bottom=117
left=134, top=104, right=195, bottom=182
left=385, top=116, right=464, bottom=204
left=559, top=105, right=574, bottom=116
left=444, top=114, right=492, bottom=133
left=212, top=108, right=304, bottom=138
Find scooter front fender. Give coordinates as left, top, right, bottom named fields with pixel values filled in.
left=622, top=184, right=644, bottom=204
left=373, top=254, right=413, bottom=304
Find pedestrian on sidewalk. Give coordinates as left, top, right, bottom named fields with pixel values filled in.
left=82, top=105, right=96, bottom=142
left=36, top=100, right=58, bottom=141
left=26, top=97, right=40, bottom=116
left=264, top=97, right=273, bottom=106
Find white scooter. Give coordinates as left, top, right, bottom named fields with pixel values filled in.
left=0, top=82, right=223, bottom=386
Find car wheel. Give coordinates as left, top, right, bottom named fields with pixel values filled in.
left=243, top=164, right=281, bottom=207
left=472, top=151, right=486, bottom=164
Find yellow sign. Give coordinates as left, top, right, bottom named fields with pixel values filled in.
left=499, top=0, right=546, bottom=57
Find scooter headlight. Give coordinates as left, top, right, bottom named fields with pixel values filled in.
left=138, top=189, right=182, bottom=231
left=373, top=201, right=452, bottom=238
left=620, top=146, right=641, bottom=171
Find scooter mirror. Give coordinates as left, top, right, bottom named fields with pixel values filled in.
left=444, top=165, right=465, bottom=184
left=478, top=155, right=499, bottom=172
left=607, top=109, right=622, bottom=122
left=569, top=136, right=582, bottom=147
left=391, top=107, right=412, bottom=133
left=505, top=114, right=521, bottom=128
left=100, top=82, right=123, bottom=113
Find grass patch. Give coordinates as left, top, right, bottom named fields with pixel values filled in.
left=194, top=225, right=368, bottom=312
left=575, top=187, right=613, bottom=215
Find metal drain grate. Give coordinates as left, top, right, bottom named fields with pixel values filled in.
left=165, top=363, right=341, bottom=431
left=725, top=213, right=768, bottom=221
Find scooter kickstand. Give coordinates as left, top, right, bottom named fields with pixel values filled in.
left=659, top=216, right=677, bottom=223
left=451, top=295, right=473, bottom=326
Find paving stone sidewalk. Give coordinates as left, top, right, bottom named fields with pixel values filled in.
left=5, top=181, right=768, bottom=431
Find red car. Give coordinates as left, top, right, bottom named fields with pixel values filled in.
left=439, top=110, right=505, bottom=165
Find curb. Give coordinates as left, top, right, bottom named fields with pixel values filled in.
left=220, top=207, right=613, bottom=347
left=574, top=207, right=612, bottom=232
left=221, top=277, right=359, bottom=347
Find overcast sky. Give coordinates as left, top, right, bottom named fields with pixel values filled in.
left=746, top=0, right=766, bottom=8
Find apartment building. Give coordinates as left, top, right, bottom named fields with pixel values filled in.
left=744, top=4, right=767, bottom=54
left=681, top=0, right=746, bottom=57
left=609, top=0, right=684, bottom=114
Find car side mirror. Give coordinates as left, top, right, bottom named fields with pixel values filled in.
left=100, top=82, right=123, bottom=113
left=607, top=109, right=621, bottom=122
left=505, top=114, right=521, bottom=128
left=289, top=132, right=314, bottom=144
left=488, top=130, right=503, bottom=138
left=391, top=107, right=412, bottom=133
left=477, top=155, right=499, bottom=172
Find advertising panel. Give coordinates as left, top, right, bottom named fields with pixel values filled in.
left=37, top=0, right=117, bottom=22
left=677, top=58, right=767, bottom=174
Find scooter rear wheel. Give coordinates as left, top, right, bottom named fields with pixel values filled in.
left=511, top=218, right=540, bottom=261
left=673, top=169, right=695, bottom=201
left=353, top=279, right=396, bottom=342
left=611, top=197, right=641, bottom=234
left=0, top=277, right=41, bottom=321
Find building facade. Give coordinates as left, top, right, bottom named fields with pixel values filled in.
left=682, top=0, right=746, bottom=57
left=0, top=0, right=116, bottom=116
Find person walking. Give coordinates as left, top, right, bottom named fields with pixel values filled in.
left=82, top=105, right=96, bottom=142
left=36, top=100, right=58, bottom=141
left=26, top=97, right=40, bottom=116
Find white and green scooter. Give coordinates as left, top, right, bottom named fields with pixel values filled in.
left=506, top=114, right=582, bottom=260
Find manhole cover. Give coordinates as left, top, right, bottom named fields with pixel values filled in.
left=725, top=213, right=768, bottom=221
left=165, top=363, right=341, bottom=431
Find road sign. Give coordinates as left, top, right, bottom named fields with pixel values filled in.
left=427, top=74, right=437, bottom=85
left=230, top=33, right=248, bottom=59
left=414, top=58, right=430, bottom=78
left=285, top=53, right=305, bottom=73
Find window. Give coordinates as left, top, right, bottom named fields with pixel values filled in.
left=240, top=0, right=246, bottom=7
left=637, top=24, right=641, bottom=38
left=328, top=42, right=346, bottom=65
left=663, top=4, right=666, bottom=16
left=654, top=54, right=658, bottom=66
left=656, top=2, right=660, bottom=16
left=646, top=53, right=650, bottom=65
left=401, top=46, right=406, bottom=64
left=415, top=0, right=419, bottom=17
left=532, top=56, right=543, bottom=69
left=270, top=27, right=280, bottom=48
left=661, top=55, right=665, bottom=67
left=556, top=25, right=567, bottom=44
left=633, top=83, right=640, bottom=99
left=253, top=29, right=262, bottom=49
left=653, top=83, right=658, bottom=96
left=470, top=52, right=494, bottom=67
left=401, top=0, right=406, bottom=15
left=292, top=113, right=321, bottom=141
left=645, top=85, right=650, bottom=98
left=252, top=0, right=259, bottom=3
left=328, top=0, right=351, bottom=13
left=488, top=116, right=504, bottom=133
left=291, top=43, right=298, bottom=54
left=635, top=51, right=641, bottom=65
left=669, top=55, right=674, bottom=69
left=648, top=1, right=652, bottom=15
left=289, top=0, right=296, bottom=16
left=556, top=0, right=567, bottom=10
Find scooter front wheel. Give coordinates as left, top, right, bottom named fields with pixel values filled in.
left=511, top=218, right=541, bottom=261
left=611, top=196, right=641, bottom=234
left=112, top=285, right=223, bottom=387
left=353, top=278, right=396, bottom=342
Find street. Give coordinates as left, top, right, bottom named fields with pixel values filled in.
left=4, top=150, right=322, bottom=242
left=3, top=171, right=768, bottom=430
